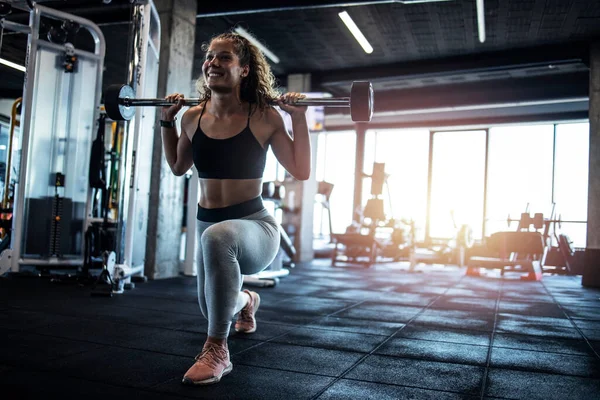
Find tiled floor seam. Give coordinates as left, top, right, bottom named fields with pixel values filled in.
left=540, top=280, right=600, bottom=360
left=230, top=299, right=371, bottom=356
left=310, top=277, right=468, bottom=400
left=479, top=279, right=503, bottom=400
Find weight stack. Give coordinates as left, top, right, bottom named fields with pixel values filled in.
left=24, top=197, right=84, bottom=257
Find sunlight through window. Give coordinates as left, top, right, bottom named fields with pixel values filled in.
left=430, top=130, right=486, bottom=240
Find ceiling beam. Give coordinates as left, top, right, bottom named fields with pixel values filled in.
left=374, top=72, right=589, bottom=112
left=310, top=42, right=591, bottom=90
left=322, top=71, right=589, bottom=126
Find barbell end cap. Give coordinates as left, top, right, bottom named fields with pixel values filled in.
left=103, top=84, right=136, bottom=121
left=104, top=84, right=127, bottom=121
left=350, top=81, right=374, bottom=122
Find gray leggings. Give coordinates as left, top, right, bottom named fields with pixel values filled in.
left=195, top=207, right=280, bottom=339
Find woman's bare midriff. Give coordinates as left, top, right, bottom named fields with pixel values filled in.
left=198, top=178, right=262, bottom=209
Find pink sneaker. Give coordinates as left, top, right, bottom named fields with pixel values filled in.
left=235, top=290, right=261, bottom=333
left=182, top=342, right=232, bottom=385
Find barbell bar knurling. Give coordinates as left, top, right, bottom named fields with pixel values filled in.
left=103, top=81, right=374, bottom=123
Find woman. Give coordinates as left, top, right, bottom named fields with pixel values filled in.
left=160, top=31, right=311, bottom=385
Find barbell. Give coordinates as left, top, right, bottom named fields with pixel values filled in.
left=103, top=81, right=374, bottom=122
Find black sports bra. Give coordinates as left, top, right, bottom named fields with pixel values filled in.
left=191, top=102, right=267, bottom=179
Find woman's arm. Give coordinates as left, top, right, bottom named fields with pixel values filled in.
left=161, top=94, right=193, bottom=176
left=268, top=93, right=311, bottom=181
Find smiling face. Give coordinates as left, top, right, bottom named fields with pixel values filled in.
left=202, top=39, right=249, bottom=94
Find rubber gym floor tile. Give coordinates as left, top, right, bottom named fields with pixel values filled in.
left=45, top=346, right=187, bottom=389
left=571, top=319, right=600, bottom=330
left=0, top=307, right=84, bottom=330
left=316, top=379, right=478, bottom=400
left=0, top=277, right=77, bottom=298
left=74, top=303, right=208, bottom=331
left=291, top=269, right=358, bottom=279
left=377, top=291, right=438, bottom=307
left=495, top=324, right=583, bottom=339
left=242, top=290, right=297, bottom=306
left=562, top=306, right=600, bottom=320
left=274, top=296, right=357, bottom=315
left=306, top=316, right=405, bottom=336
left=29, top=317, right=166, bottom=346
left=444, top=288, right=497, bottom=298
left=495, top=315, right=582, bottom=339
left=265, top=282, right=326, bottom=296
left=581, top=329, right=600, bottom=341
left=0, top=364, right=12, bottom=373
left=555, top=300, right=600, bottom=310
left=118, top=326, right=259, bottom=357
left=125, top=286, right=200, bottom=303
left=1, top=366, right=187, bottom=400
left=108, top=294, right=204, bottom=316
left=395, top=325, right=491, bottom=346
left=500, top=293, right=555, bottom=303
left=431, top=296, right=498, bottom=312
left=411, top=309, right=495, bottom=332
left=374, top=337, right=489, bottom=366
left=171, top=319, right=209, bottom=335
left=299, top=277, right=371, bottom=290
left=484, top=368, right=600, bottom=400
left=331, top=303, right=424, bottom=323
left=344, top=354, right=484, bottom=396
left=316, top=289, right=400, bottom=302
left=490, top=347, right=600, bottom=377
left=393, top=285, right=449, bottom=295
left=455, top=279, right=503, bottom=289
left=140, top=276, right=197, bottom=288
left=500, top=285, right=548, bottom=294
left=497, top=301, right=565, bottom=318
left=232, top=342, right=364, bottom=377
left=153, top=364, right=334, bottom=400
left=497, top=313, right=575, bottom=327
left=493, top=332, right=596, bottom=356
left=228, top=320, right=295, bottom=341
left=253, top=307, right=323, bottom=325
left=0, top=329, right=105, bottom=368
left=270, top=326, right=387, bottom=353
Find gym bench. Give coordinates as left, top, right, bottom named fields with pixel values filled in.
left=466, top=231, right=548, bottom=281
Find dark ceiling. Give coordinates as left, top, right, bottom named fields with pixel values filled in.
left=1, top=0, right=599, bottom=128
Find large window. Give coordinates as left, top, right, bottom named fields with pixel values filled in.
left=363, top=129, right=430, bottom=241
left=486, top=124, right=555, bottom=234
left=312, top=121, right=590, bottom=249
left=486, top=122, right=589, bottom=247
left=314, top=131, right=356, bottom=235
left=430, top=130, right=487, bottom=240
left=553, top=122, right=589, bottom=247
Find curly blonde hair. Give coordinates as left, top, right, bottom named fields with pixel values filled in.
left=195, top=31, right=281, bottom=111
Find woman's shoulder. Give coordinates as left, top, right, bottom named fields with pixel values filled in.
left=251, top=103, right=282, bottom=122
left=180, top=102, right=205, bottom=137
left=182, top=102, right=204, bottom=122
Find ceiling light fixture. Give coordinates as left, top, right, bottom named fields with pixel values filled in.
left=234, top=26, right=280, bottom=64
left=0, top=57, right=25, bottom=72
left=338, top=11, right=373, bottom=54
left=476, top=0, right=486, bottom=43
left=397, top=0, right=453, bottom=3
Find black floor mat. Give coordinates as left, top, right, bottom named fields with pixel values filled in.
left=1, top=259, right=600, bottom=399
